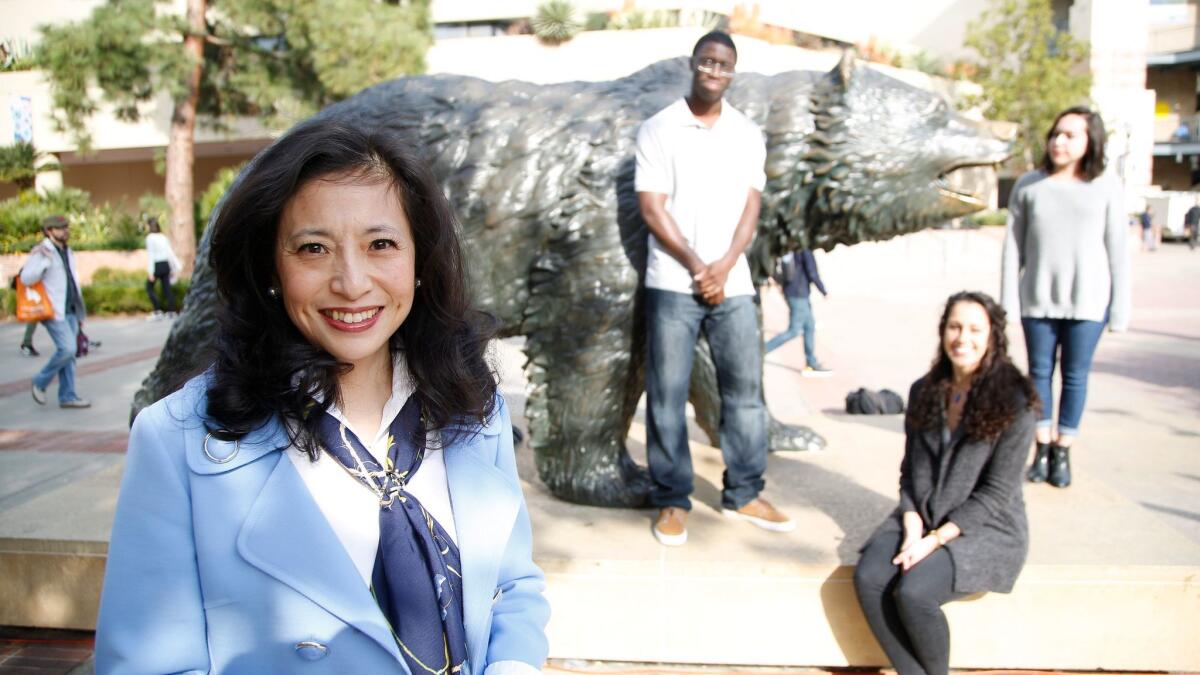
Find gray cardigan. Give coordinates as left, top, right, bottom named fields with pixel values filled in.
left=1000, top=170, right=1130, bottom=331
left=866, top=377, right=1035, bottom=594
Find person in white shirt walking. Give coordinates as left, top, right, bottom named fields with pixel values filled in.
left=636, top=31, right=793, bottom=546
left=144, top=216, right=182, bottom=319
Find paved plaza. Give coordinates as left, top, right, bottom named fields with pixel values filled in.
left=0, top=227, right=1197, bottom=672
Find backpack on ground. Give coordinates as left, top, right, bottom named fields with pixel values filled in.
left=845, top=388, right=905, bottom=415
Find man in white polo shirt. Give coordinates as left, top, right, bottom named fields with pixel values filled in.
left=636, top=31, right=793, bottom=546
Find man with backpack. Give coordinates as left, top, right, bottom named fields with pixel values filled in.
left=765, top=248, right=832, bottom=376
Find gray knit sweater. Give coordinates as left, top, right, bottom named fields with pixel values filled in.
left=1001, top=171, right=1131, bottom=330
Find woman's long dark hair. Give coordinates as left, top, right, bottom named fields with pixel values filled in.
left=1040, top=106, right=1106, bottom=181
left=205, top=120, right=497, bottom=458
left=907, top=291, right=1038, bottom=442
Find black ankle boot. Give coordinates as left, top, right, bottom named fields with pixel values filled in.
left=1027, top=442, right=1051, bottom=483
left=1048, top=445, right=1071, bottom=488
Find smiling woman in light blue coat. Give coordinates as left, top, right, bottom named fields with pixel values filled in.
left=96, top=121, right=550, bottom=674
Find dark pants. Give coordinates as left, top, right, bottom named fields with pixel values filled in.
left=854, top=529, right=968, bottom=675
left=644, top=289, right=767, bottom=510
left=1021, top=317, right=1106, bottom=437
left=145, top=261, right=175, bottom=313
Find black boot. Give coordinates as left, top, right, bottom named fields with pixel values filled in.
left=1027, top=442, right=1051, bottom=483
left=1048, top=445, right=1072, bottom=488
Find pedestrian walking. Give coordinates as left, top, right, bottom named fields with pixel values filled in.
left=1001, top=106, right=1130, bottom=488
left=1184, top=203, right=1200, bottom=251
left=855, top=291, right=1036, bottom=675
left=1140, top=204, right=1156, bottom=252
left=20, top=215, right=91, bottom=409
left=143, top=216, right=181, bottom=319
left=764, top=248, right=832, bottom=376
left=636, top=30, right=792, bottom=547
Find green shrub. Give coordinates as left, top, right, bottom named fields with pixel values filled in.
left=0, top=188, right=148, bottom=253
left=963, top=208, right=1008, bottom=227
left=71, top=202, right=142, bottom=251
left=82, top=273, right=190, bottom=314
left=90, top=266, right=146, bottom=285
left=532, top=0, right=582, bottom=45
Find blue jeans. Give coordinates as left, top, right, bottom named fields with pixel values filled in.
left=33, top=314, right=79, bottom=403
left=645, top=289, right=767, bottom=510
left=1021, top=317, right=1106, bottom=437
left=764, top=295, right=816, bottom=363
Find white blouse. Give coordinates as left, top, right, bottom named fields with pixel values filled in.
left=286, top=359, right=537, bottom=675
left=287, top=357, right=456, bottom=585
left=145, top=232, right=181, bottom=276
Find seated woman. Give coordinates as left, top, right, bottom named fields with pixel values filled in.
left=96, top=121, right=550, bottom=674
left=854, top=291, right=1036, bottom=675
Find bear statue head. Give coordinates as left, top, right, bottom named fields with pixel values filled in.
left=752, top=52, right=1012, bottom=279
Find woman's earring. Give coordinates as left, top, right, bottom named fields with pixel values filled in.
left=267, top=287, right=279, bottom=299
left=415, top=278, right=422, bottom=288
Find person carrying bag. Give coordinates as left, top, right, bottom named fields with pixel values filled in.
left=21, top=215, right=91, bottom=409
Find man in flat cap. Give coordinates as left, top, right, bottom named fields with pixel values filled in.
left=21, top=215, right=91, bottom=408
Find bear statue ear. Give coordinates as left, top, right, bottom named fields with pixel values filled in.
left=831, top=49, right=856, bottom=91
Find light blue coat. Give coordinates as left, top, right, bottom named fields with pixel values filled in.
left=96, top=376, right=550, bottom=674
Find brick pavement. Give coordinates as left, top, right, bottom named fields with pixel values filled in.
left=0, top=348, right=161, bottom=399
left=0, top=628, right=92, bottom=675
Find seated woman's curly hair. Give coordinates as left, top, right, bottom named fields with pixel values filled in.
left=205, top=120, right=497, bottom=457
left=907, top=291, right=1038, bottom=442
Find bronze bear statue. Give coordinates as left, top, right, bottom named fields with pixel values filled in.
left=133, top=54, right=1009, bottom=507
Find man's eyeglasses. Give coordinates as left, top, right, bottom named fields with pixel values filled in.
left=695, top=57, right=735, bottom=79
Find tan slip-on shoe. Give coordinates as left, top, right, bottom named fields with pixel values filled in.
left=653, top=506, right=688, bottom=546
left=722, top=497, right=795, bottom=533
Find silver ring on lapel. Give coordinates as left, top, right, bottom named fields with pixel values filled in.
left=295, top=640, right=330, bottom=661
left=202, top=434, right=240, bottom=464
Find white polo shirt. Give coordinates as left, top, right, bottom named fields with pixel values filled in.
left=634, top=97, right=766, bottom=297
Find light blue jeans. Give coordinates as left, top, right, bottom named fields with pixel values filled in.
left=644, top=289, right=767, bottom=510
left=33, top=314, right=79, bottom=403
left=1022, top=316, right=1106, bottom=437
left=764, top=295, right=816, bottom=363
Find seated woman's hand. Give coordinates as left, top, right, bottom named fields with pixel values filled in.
left=892, top=534, right=939, bottom=572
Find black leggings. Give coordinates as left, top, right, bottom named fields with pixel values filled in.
left=853, top=529, right=969, bottom=675
left=145, top=261, right=175, bottom=313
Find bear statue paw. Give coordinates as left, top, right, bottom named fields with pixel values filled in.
left=768, top=417, right=827, bottom=453
left=540, top=452, right=652, bottom=508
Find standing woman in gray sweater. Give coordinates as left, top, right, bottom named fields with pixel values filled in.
left=1001, top=106, right=1130, bottom=488
left=855, top=291, right=1037, bottom=675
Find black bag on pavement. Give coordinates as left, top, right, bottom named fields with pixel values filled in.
left=845, top=388, right=905, bottom=415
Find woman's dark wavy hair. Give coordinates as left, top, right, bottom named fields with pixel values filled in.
left=1040, top=106, right=1106, bottom=181
left=907, top=291, right=1038, bottom=442
left=205, top=120, right=498, bottom=458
